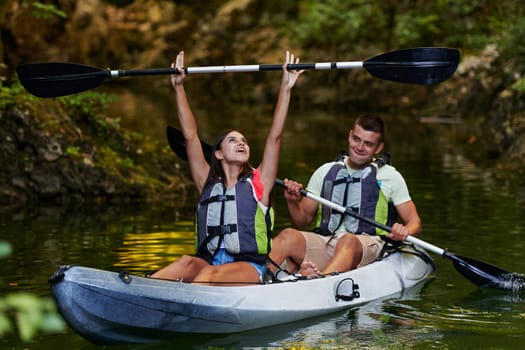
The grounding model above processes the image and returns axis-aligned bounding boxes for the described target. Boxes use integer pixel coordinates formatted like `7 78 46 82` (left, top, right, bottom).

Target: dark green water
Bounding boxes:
2 104 525 349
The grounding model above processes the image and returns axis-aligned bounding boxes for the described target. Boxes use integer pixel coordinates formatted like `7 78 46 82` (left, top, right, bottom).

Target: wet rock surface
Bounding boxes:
0 106 188 208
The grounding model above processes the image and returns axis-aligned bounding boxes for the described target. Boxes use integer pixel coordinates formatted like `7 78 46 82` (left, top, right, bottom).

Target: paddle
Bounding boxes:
17 47 460 98
271 180 515 289
166 125 520 290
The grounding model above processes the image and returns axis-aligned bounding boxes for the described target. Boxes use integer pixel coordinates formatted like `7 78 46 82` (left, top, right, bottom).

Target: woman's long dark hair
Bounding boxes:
204 129 253 187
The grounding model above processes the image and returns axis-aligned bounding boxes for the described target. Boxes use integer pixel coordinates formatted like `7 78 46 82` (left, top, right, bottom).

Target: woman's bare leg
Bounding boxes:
150 255 209 281
193 261 261 286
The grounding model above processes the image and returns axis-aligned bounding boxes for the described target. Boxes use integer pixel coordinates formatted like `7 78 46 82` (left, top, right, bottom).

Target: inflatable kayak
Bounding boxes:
49 244 434 345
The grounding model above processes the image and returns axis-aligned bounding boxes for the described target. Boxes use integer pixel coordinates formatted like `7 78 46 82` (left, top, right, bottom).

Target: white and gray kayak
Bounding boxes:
49 244 434 345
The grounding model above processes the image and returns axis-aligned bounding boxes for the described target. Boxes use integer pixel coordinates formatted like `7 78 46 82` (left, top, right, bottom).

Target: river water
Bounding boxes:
2 87 525 349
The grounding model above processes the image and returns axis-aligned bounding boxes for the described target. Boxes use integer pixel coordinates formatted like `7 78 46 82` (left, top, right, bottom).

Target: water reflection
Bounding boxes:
114 225 195 272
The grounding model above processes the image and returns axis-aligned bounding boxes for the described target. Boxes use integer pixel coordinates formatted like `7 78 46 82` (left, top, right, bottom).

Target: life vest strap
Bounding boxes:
207 223 238 235
332 176 360 186
200 194 235 206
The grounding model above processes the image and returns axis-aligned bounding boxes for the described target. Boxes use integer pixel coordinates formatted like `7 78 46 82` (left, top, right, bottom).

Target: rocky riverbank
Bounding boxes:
444 45 525 186
0 90 190 208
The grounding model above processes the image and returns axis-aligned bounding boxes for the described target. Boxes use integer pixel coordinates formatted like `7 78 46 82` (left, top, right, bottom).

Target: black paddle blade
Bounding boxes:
446 252 511 289
17 62 109 98
364 47 460 85
166 125 212 164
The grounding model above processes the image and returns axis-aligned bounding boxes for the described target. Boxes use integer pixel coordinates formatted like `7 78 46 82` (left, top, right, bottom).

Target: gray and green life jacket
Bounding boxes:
195 174 273 265
316 155 397 236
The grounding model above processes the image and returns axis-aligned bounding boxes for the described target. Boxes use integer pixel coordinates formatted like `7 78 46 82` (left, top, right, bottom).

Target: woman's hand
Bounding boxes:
171 51 186 88
281 50 304 90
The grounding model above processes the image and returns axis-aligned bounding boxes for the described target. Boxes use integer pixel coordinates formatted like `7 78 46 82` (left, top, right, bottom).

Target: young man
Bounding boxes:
270 114 421 276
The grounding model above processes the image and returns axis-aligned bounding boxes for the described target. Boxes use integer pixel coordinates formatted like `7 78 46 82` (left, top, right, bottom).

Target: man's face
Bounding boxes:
347 125 384 169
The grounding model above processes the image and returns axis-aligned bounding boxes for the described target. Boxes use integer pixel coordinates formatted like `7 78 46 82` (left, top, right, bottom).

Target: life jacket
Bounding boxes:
316 155 397 236
195 174 273 265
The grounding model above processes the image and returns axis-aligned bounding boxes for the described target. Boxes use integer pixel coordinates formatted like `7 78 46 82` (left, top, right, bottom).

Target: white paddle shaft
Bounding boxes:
298 184 446 256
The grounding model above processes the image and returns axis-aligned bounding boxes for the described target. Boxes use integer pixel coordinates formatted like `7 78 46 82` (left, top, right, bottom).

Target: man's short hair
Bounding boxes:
354 114 385 142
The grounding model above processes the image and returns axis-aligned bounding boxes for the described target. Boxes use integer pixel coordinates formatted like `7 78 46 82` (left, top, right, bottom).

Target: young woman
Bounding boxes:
151 51 304 285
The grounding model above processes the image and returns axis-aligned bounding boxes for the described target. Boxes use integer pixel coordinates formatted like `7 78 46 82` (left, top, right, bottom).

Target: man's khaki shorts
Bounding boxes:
301 231 385 270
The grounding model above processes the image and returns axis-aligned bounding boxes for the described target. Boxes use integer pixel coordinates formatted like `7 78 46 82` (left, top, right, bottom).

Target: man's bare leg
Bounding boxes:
321 234 363 274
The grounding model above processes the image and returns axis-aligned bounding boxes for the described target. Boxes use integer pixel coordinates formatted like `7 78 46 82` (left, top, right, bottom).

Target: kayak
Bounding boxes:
49 244 434 345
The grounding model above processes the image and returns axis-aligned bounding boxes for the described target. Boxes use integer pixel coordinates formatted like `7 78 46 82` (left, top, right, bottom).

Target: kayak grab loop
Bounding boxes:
119 271 132 284
335 278 360 301
49 265 72 284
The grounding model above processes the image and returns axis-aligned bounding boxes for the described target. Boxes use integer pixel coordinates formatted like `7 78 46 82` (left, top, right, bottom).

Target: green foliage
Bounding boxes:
497 16 525 73
58 91 117 117
0 241 12 260
30 1 67 19
0 294 65 342
0 241 66 342
0 80 37 110
511 78 525 95
117 156 134 168
291 0 525 55
293 0 388 53
58 91 122 141
97 145 134 176
394 13 441 46
292 0 480 52
65 146 81 158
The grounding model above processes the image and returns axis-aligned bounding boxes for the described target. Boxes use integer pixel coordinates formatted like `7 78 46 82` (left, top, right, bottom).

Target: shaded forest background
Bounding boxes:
1 0 525 205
